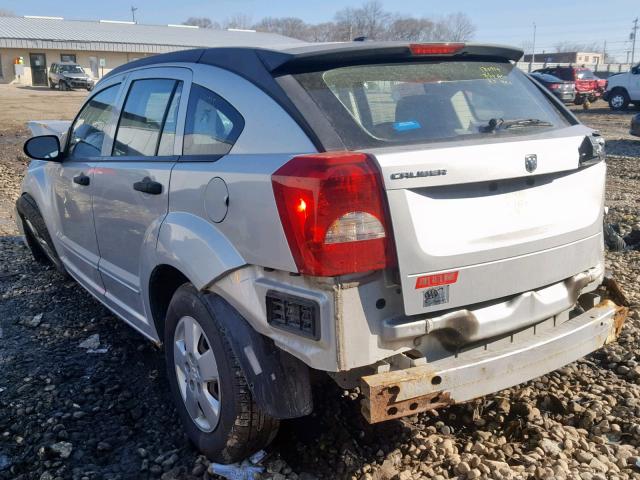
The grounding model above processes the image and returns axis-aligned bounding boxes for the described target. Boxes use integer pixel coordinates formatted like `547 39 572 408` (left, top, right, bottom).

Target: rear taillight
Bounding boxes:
409 43 464 55
549 83 560 90
272 152 395 276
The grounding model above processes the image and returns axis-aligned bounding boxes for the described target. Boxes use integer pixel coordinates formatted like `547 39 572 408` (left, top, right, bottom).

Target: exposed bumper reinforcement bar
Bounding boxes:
361 293 628 423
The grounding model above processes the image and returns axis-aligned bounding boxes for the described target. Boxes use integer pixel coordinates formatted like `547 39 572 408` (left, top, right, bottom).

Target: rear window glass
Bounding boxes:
576 69 595 80
549 69 573 81
294 61 570 148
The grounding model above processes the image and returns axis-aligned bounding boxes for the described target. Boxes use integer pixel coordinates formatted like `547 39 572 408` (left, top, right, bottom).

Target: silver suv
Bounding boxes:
48 62 94 91
17 42 628 463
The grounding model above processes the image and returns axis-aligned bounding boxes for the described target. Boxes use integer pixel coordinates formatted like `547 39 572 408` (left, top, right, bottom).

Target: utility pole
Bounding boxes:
631 17 638 64
603 40 607 63
131 5 138 23
529 22 536 72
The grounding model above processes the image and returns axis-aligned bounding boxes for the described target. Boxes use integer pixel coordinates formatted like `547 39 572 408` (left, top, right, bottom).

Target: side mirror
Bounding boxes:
23 135 62 161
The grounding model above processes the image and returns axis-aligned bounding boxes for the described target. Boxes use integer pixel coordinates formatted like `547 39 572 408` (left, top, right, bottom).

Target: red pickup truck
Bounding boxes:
534 66 605 104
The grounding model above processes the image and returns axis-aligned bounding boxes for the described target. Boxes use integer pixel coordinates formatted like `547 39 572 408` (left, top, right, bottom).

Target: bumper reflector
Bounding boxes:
266 291 320 340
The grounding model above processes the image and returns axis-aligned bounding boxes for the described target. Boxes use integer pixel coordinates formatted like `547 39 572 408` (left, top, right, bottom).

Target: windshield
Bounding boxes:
293 60 570 148
59 64 84 74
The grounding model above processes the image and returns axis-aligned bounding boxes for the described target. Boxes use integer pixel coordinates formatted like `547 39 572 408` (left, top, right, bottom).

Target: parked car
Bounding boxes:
17 42 628 462
534 66 601 104
604 64 640 110
48 62 94 91
631 113 640 137
530 72 576 103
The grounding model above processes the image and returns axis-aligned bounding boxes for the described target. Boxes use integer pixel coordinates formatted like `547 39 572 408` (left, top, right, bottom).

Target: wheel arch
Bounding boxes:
144 212 247 340
147 264 190 341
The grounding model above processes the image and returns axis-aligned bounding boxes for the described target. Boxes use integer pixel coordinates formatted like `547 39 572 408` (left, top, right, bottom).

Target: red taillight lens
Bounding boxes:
409 43 464 55
272 152 395 276
549 83 560 90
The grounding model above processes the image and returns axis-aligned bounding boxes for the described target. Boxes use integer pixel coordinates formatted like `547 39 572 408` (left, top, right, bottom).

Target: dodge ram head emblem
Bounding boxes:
525 154 537 173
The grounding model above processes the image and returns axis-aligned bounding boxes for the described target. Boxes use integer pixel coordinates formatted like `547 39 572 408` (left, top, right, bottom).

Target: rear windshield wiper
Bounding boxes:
480 118 554 133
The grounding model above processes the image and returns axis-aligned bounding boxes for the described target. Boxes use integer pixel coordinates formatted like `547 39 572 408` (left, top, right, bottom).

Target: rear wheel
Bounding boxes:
48 80 55 89
16 195 66 274
608 89 629 111
164 284 279 463
58 81 67 91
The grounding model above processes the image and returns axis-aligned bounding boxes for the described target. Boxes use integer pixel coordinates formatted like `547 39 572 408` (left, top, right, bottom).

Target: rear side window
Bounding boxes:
113 79 182 157
183 84 244 157
68 84 120 158
293 61 571 149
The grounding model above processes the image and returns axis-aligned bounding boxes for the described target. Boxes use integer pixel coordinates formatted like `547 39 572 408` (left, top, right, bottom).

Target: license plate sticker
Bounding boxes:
423 285 449 307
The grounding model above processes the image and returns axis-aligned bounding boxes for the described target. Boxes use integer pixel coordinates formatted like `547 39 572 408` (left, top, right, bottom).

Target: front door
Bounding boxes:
53 82 123 294
91 67 190 330
29 53 47 86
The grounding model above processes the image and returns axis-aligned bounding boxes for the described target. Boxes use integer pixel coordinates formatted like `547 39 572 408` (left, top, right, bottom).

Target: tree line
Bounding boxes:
183 1 476 42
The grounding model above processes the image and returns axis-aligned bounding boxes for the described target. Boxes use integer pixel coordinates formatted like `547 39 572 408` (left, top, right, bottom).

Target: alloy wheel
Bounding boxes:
173 315 221 432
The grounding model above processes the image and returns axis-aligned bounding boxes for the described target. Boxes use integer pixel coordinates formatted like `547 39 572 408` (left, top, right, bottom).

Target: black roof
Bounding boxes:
104 42 523 79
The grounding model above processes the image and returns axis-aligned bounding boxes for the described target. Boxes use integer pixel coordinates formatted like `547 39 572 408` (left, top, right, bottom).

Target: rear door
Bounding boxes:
91 67 190 329
291 58 604 316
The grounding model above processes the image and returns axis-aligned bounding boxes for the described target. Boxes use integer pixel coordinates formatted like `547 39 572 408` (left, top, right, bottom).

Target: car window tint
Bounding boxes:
554 70 573 81
68 84 120 158
183 84 244 157
157 82 183 156
113 79 177 157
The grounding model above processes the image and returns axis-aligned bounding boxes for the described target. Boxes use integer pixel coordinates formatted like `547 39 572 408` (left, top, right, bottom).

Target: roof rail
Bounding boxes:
227 28 256 33
168 24 198 28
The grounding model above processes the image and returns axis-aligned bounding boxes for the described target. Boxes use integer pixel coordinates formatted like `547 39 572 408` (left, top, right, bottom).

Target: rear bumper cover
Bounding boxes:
361 283 628 423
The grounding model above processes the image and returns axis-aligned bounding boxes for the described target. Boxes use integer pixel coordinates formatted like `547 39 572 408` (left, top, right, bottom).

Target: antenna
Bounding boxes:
131 5 138 23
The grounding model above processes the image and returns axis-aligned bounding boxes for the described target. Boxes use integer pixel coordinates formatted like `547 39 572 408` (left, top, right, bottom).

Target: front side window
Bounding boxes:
183 84 244 157
293 61 571 149
113 79 181 157
67 84 120 158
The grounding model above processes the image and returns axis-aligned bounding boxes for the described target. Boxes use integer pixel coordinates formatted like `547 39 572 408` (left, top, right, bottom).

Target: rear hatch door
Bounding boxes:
286 49 604 316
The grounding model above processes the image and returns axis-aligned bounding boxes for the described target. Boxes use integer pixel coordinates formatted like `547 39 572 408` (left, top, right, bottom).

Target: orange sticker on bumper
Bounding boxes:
415 271 459 289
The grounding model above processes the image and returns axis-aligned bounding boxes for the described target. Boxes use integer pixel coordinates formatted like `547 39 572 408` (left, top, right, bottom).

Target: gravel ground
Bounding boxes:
1 93 640 480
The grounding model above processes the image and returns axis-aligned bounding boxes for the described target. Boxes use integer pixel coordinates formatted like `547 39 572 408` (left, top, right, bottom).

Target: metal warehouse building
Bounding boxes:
0 16 300 86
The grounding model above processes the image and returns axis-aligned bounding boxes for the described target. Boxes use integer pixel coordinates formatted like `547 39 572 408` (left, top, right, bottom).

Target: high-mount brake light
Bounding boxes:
409 43 465 56
272 152 395 277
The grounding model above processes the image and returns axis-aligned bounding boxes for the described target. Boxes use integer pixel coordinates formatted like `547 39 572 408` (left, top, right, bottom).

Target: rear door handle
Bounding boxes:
73 173 90 186
133 177 163 195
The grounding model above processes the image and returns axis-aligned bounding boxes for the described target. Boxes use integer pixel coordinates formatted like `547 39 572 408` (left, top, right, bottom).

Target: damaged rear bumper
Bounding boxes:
360 282 628 423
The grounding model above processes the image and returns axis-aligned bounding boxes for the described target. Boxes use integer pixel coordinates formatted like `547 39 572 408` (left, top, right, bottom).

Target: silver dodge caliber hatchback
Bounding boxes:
17 42 629 462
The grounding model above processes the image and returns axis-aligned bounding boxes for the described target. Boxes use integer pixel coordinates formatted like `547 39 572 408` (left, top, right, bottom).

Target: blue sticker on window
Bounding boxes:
393 120 421 132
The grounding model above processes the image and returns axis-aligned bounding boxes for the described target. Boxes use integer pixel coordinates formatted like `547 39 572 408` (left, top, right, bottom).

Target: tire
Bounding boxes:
164 284 279 463
59 81 67 91
48 80 55 89
608 89 629 111
16 195 66 274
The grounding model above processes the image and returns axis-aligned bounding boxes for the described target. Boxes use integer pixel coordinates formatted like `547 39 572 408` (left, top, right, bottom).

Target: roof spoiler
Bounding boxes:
259 42 524 74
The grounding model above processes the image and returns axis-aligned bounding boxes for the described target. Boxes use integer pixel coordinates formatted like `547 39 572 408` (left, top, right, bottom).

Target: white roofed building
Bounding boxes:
0 16 301 85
